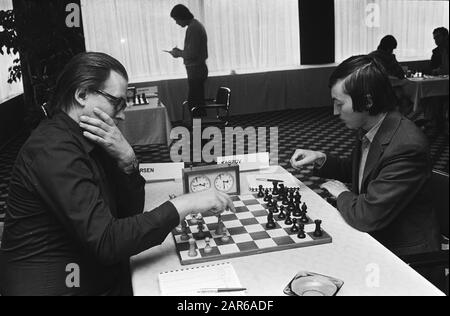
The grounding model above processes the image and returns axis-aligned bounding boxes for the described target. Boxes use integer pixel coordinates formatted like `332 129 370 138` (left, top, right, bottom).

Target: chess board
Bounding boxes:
172 193 332 265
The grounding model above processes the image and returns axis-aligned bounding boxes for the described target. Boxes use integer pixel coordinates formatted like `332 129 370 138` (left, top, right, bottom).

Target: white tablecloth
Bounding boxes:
118 99 172 146
392 76 449 112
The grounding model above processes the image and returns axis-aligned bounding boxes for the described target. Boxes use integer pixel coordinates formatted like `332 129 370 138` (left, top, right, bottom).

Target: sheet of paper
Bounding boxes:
158 262 245 296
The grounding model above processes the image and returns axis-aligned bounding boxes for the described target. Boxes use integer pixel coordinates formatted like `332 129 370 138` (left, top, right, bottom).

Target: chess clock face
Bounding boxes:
183 164 240 195
214 173 234 192
190 176 211 193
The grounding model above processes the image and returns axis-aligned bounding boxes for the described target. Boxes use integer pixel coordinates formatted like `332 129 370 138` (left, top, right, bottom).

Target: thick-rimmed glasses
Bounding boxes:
94 89 127 114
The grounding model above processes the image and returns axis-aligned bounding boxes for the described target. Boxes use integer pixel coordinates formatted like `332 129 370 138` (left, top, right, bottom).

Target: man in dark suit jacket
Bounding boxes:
290 55 440 257
431 27 449 75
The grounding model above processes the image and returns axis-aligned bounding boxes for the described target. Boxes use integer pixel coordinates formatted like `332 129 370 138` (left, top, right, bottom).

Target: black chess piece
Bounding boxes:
282 192 289 205
272 200 279 214
266 211 276 229
285 213 293 226
293 202 302 217
278 206 286 220
257 185 264 198
196 221 206 239
313 220 323 237
301 202 308 213
272 181 279 196
278 184 285 201
267 196 274 207
290 218 299 233
263 189 270 202
300 213 309 224
297 224 306 239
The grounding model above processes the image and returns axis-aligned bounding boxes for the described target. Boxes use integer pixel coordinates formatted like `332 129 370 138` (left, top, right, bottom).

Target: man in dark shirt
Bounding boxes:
290 55 440 257
168 4 208 117
0 52 234 296
369 35 405 79
431 27 449 75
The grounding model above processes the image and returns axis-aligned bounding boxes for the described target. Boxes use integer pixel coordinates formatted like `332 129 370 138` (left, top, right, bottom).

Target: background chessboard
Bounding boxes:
172 193 332 265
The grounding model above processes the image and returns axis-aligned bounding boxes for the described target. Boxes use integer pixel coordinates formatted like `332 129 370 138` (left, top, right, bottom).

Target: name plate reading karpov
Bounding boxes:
217 152 270 171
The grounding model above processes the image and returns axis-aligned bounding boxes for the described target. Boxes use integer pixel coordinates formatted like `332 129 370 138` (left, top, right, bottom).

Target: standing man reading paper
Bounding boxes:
169 4 208 117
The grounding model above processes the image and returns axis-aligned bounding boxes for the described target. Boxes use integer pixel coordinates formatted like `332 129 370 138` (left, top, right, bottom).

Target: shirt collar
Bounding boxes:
54 111 96 153
362 113 388 144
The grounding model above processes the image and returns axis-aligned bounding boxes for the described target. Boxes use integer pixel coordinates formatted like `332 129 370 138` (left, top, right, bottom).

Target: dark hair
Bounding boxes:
329 55 397 115
170 4 194 20
433 27 449 37
50 52 128 115
378 35 397 52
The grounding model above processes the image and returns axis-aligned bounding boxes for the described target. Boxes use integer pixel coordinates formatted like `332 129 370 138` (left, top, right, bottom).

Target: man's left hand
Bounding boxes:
80 108 136 171
320 180 350 198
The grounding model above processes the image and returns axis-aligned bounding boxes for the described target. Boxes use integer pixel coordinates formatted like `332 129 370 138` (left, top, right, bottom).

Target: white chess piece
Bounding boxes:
188 238 198 257
204 237 212 254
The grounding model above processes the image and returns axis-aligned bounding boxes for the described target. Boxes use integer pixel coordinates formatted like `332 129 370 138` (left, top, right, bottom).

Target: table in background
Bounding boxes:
392 76 449 112
118 98 172 146
130 166 444 296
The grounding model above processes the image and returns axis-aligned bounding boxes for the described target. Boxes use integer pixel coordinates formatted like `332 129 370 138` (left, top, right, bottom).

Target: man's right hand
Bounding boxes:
290 149 326 170
170 190 235 220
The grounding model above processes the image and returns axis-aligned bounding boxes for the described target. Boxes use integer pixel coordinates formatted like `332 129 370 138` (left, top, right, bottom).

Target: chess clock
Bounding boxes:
182 164 240 195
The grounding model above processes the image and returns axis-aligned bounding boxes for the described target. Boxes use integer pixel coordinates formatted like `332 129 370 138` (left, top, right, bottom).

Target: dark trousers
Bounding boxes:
186 64 208 117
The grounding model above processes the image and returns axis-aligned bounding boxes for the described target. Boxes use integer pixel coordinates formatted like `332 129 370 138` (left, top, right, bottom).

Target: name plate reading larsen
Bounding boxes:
139 163 184 182
217 152 270 171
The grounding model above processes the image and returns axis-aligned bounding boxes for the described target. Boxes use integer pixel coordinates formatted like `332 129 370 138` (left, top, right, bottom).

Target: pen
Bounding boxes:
256 178 284 183
197 288 247 293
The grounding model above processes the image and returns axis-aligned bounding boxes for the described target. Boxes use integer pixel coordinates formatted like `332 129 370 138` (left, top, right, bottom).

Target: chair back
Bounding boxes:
216 87 231 109
431 170 449 238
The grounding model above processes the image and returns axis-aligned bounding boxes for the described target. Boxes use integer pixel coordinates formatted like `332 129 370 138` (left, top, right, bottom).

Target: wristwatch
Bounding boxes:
123 156 139 174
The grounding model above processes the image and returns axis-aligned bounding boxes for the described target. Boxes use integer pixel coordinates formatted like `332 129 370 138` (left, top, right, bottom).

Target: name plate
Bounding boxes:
217 152 270 171
139 163 184 182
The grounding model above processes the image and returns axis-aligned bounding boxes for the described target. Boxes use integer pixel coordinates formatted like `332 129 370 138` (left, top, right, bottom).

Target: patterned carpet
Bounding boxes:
0 107 448 225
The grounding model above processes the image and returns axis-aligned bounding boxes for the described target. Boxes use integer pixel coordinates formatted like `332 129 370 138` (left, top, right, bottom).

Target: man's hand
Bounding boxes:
290 149 326 170
79 108 135 171
170 190 236 220
320 180 350 198
171 47 183 58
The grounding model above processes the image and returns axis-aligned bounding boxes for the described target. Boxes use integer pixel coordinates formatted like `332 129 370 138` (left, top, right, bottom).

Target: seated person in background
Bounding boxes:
431 27 449 75
369 35 405 79
290 55 440 258
0 52 234 296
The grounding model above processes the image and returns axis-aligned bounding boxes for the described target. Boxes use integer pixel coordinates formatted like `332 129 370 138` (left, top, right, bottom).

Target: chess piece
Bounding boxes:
285 213 293 226
278 206 286 220
272 181 279 196
180 220 190 241
190 212 198 225
142 93 148 104
197 219 206 239
267 196 274 207
188 238 198 257
301 202 308 213
293 202 302 217
313 220 323 237
215 215 225 235
263 189 270 202
266 211 276 229
278 184 285 201
290 218 299 233
221 230 230 243
297 224 306 239
300 213 309 224
204 237 212 254
272 200 279 214
257 185 264 198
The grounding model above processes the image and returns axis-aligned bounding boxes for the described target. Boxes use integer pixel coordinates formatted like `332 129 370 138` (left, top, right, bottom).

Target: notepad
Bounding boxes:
158 262 245 296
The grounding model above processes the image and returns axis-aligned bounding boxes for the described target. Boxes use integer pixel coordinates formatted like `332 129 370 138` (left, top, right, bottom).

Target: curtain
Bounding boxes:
335 0 450 62
0 0 23 103
81 0 300 83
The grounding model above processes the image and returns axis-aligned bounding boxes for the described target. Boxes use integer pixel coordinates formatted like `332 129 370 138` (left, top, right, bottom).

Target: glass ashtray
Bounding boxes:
284 271 344 296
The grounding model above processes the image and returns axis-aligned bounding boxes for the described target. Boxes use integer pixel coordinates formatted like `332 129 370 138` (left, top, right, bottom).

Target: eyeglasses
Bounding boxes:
94 89 127 114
